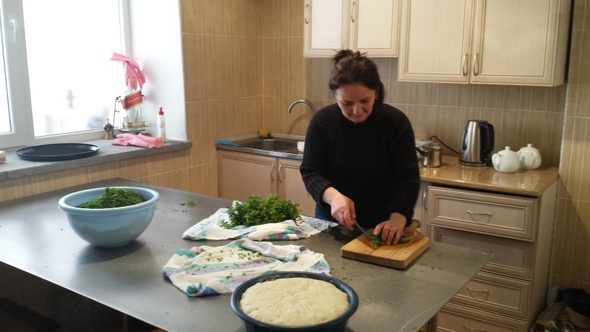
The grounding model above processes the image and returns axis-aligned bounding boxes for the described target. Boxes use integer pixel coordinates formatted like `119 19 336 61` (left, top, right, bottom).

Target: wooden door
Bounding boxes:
304 0 349 57
217 151 276 202
350 0 400 57
277 158 316 217
470 0 566 86
398 0 475 83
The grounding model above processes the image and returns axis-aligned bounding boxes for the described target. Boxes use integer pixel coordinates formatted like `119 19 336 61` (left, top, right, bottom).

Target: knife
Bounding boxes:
352 220 380 249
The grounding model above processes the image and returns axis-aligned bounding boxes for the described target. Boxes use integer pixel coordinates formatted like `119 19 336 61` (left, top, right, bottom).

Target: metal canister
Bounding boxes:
422 144 441 168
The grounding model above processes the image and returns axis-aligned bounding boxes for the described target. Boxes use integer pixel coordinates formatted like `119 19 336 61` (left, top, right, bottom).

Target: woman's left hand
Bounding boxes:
373 212 407 245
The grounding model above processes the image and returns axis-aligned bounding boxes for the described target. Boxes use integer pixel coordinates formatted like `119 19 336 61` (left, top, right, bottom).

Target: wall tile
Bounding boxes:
182 34 213 103
262 38 290 97
560 118 590 201
551 198 590 288
180 0 214 35
256 0 290 37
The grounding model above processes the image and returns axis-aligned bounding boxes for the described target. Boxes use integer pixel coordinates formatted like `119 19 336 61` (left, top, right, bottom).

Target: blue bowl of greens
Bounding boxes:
58 186 159 247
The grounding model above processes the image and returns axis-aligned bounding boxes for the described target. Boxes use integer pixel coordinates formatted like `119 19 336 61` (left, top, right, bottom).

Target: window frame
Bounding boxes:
0 0 131 150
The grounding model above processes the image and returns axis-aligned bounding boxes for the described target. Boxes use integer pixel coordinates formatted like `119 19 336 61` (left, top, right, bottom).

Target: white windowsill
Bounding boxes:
0 139 192 182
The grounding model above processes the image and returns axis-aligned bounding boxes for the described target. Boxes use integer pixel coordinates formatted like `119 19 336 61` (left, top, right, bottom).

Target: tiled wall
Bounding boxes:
551 0 590 291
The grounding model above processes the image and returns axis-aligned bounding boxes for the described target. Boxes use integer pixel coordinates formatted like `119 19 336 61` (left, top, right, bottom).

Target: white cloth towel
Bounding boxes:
182 207 336 241
162 238 331 297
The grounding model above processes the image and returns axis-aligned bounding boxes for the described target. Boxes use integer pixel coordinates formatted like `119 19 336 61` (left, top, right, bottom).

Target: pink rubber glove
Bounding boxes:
113 133 162 148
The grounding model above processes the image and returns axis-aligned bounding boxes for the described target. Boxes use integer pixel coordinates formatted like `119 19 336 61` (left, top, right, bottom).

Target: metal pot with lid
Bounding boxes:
418 143 441 168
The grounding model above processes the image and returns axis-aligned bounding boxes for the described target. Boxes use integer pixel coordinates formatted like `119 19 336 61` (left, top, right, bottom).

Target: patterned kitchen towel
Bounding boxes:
182 206 337 241
162 238 331 297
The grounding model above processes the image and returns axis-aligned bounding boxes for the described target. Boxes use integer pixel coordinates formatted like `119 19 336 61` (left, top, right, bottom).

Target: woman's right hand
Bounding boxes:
323 187 356 229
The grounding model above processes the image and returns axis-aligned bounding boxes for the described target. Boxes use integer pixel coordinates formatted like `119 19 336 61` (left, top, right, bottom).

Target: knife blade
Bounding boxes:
352 219 367 235
352 220 380 249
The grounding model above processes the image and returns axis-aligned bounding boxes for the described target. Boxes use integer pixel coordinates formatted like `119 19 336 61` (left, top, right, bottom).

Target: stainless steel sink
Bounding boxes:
239 139 297 151
216 135 304 160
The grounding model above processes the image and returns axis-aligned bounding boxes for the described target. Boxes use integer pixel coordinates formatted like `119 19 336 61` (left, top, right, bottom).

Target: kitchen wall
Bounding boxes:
551 0 590 291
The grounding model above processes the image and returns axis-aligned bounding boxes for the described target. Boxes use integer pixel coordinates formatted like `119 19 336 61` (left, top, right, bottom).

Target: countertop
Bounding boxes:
216 134 558 198
0 139 192 181
420 155 559 197
0 179 491 332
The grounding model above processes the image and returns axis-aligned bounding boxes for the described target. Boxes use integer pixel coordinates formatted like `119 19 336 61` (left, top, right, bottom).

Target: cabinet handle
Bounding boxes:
466 210 492 217
473 53 480 76
277 164 283 183
465 286 490 300
271 164 277 182
462 53 469 76
462 324 486 332
466 210 492 223
422 187 428 211
304 2 310 25
350 1 356 23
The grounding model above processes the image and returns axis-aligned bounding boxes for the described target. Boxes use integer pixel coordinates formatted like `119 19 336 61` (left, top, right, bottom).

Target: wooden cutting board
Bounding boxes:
340 229 430 269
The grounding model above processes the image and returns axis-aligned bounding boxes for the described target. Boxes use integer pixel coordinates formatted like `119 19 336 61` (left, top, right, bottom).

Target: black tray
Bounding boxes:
16 143 100 161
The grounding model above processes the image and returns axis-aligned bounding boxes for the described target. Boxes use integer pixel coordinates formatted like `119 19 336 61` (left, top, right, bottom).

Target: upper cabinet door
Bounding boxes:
350 0 401 56
398 0 571 86
470 0 569 86
398 0 475 83
304 0 349 57
304 0 400 58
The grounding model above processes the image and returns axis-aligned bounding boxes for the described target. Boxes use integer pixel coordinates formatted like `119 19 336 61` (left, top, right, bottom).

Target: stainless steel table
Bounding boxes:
0 179 491 332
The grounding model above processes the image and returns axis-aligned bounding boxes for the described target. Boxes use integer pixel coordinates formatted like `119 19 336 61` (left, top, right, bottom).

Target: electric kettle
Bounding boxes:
459 120 495 166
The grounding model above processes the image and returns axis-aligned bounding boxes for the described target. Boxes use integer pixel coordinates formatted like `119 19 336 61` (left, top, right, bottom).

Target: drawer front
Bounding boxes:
437 303 528 332
452 272 531 319
428 186 536 240
432 226 533 279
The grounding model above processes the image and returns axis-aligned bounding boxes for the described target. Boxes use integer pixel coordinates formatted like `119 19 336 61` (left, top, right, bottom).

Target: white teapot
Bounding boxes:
517 143 542 170
492 146 520 173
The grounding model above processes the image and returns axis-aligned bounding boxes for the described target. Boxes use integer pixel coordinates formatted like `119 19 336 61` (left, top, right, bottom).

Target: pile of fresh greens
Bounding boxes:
77 187 145 209
220 194 300 228
369 233 411 246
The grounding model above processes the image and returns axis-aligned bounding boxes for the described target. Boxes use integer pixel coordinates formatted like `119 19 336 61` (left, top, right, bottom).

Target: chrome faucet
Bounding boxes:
287 99 316 114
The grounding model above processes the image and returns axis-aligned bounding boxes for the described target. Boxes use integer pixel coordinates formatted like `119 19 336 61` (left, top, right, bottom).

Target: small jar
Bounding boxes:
0 150 6 164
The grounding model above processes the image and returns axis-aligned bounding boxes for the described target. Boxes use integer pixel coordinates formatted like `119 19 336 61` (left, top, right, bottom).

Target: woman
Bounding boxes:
300 50 420 245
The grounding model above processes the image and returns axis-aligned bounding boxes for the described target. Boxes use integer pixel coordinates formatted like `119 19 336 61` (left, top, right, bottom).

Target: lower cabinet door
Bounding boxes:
437 303 528 332
278 158 316 217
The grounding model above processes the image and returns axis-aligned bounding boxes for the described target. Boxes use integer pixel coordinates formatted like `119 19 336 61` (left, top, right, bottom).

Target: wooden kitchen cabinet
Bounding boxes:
423 184 557 330
303 0 401 57
398 0 571 86
217 150 315 216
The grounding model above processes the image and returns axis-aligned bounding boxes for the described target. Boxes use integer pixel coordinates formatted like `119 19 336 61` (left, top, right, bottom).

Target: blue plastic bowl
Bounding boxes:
231 271 359 332
58 186 159 247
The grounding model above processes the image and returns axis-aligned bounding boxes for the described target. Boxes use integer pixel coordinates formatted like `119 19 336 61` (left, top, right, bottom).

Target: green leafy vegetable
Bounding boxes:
77 187 145 208
220 194 300 228
368 233 411 247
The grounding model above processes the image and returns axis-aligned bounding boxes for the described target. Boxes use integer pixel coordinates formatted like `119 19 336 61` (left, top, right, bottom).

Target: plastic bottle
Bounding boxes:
156 107 166 142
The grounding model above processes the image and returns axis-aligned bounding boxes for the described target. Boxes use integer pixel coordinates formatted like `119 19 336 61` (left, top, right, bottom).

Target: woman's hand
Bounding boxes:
373 212 407 245
322 187 356 229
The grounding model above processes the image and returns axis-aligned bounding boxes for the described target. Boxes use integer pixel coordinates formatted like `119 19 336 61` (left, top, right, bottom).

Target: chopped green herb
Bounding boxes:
220 194 300 229
181 200 197 207
368 233 411 247
77 188 145 209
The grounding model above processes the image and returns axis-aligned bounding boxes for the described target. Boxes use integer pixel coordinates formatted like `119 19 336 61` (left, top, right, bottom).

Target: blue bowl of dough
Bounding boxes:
58 186 159 247
230 271 359 332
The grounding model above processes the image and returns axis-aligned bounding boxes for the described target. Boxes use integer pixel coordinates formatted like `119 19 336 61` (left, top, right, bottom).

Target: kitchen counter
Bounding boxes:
420 155 559 197
0 179 490 332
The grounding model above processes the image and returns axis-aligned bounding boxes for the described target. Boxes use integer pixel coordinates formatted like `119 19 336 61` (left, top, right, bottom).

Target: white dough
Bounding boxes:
240 277 349 327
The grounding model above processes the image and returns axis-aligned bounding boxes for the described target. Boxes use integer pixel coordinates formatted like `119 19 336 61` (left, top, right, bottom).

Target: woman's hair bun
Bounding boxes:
333 49 356 64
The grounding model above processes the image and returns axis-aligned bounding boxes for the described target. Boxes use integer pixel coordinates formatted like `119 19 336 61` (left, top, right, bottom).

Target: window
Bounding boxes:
0 0 129 149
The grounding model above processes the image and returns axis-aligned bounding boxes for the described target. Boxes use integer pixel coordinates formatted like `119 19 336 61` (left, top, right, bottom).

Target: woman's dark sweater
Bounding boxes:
300 103 420 228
